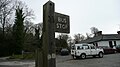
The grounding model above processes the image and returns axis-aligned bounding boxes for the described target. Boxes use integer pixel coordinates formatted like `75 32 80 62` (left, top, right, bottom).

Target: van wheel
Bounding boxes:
98 52 103 58
80 54 86 59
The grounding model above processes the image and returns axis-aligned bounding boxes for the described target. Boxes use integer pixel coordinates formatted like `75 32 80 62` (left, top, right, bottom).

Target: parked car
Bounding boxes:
98 46 116 54
116 45 120 53
60 48 69 55
71 43 104 59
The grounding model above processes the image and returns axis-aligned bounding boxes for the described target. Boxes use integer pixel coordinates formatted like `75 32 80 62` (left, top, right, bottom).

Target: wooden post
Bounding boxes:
42 1 56 67
35 1 70 67
35 48 43 67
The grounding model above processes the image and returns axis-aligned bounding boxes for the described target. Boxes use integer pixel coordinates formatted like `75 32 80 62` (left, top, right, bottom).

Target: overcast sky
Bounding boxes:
20 0 120 36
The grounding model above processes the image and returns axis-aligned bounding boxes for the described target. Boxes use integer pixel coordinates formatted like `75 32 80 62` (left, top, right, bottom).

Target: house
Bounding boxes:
80 31 120 48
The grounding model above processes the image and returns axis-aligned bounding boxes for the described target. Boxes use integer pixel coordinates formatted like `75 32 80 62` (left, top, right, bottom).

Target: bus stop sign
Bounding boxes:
54 12 70 33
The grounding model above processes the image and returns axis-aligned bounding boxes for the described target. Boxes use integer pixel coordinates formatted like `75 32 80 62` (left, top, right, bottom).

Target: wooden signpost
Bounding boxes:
36 1 70 67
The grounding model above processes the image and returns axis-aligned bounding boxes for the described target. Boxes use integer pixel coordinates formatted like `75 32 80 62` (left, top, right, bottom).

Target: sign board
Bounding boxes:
54 12 70 33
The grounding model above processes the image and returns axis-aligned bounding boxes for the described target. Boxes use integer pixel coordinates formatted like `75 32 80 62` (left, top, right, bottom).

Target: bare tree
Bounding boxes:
24 21 34 34
90 27 99 34
57 33 69 42
0 0 35 35
14 0 35 22
34 23 43 37
0 0 12 9
74 33 86 44
0 0 14 37
67 36 73 47
86 33 93 39
74 33 80 43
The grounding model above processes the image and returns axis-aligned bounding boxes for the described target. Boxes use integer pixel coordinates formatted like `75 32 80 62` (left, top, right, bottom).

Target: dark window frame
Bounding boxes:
109 41 113 48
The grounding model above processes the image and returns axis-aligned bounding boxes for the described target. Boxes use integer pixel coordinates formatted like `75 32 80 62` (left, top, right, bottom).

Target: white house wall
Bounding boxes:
97 41 109 47
116 40 120 45
97 40 120 47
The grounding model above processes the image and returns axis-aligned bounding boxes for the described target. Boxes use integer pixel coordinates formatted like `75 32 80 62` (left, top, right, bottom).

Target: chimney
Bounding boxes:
117 31 120 34
95 31 102 36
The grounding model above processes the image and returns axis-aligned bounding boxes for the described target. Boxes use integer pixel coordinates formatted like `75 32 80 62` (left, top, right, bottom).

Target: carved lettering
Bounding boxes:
56 23 68 29
57 17 67 23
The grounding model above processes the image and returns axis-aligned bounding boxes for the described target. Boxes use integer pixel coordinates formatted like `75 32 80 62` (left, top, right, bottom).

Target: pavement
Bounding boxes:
0 57 35 67
0 60 35 67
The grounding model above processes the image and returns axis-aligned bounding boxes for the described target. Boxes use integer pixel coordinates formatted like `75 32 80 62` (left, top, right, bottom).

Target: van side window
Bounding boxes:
91 46 95 49
77 46 83 50
83 46 89 49
77 46 80 50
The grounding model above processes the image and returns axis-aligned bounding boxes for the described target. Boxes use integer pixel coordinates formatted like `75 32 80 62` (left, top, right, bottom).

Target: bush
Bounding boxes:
9 52 35 60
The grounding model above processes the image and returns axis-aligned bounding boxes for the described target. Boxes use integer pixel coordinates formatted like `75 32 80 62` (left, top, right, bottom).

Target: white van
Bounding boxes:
71 43 104 59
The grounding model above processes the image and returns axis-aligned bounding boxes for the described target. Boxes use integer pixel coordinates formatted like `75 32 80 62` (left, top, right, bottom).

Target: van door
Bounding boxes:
90 45 97 55
83 45 91 55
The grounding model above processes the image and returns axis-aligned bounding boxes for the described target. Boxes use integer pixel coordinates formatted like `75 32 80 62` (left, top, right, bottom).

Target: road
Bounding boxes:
0 53 120 67
56 53 120 67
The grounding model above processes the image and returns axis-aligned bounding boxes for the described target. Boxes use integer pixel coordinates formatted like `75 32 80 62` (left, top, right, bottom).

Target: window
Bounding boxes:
77 46 83 50
114 41 116 46
83 45 89 49
109 41 113 48
77 46 80 50
90 46 95 49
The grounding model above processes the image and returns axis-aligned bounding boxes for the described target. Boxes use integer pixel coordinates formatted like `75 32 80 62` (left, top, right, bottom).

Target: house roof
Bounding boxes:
80 34 120 43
